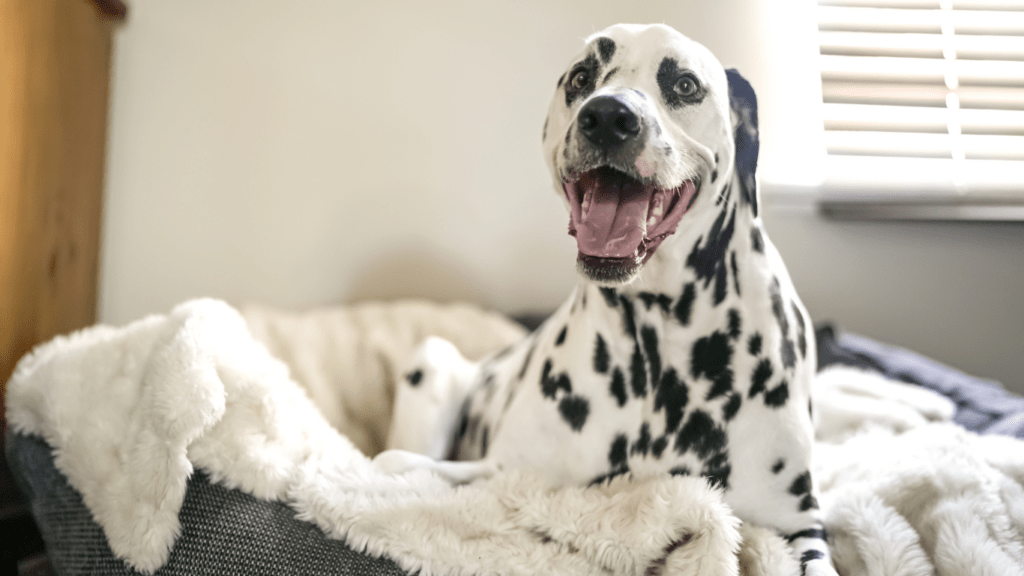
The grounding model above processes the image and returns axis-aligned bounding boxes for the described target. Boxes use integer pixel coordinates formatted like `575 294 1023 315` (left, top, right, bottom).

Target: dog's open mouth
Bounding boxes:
564 167 698 282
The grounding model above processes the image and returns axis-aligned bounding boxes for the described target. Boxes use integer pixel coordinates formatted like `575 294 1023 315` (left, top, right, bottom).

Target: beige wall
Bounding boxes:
764 195 1024 394
99 1 1022 392
99 0 820 320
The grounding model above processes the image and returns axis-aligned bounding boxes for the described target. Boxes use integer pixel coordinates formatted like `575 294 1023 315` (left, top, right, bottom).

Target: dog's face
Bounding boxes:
543 24 734 285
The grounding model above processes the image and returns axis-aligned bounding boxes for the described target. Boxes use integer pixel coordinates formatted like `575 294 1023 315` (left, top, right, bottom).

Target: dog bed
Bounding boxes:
6 299 1024 575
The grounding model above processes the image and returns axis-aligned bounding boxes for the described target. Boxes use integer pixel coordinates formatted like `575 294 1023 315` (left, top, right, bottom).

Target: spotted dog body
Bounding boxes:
382 24 834 576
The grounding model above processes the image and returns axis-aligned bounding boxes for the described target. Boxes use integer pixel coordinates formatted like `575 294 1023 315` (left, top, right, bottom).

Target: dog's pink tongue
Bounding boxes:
575 174 652 259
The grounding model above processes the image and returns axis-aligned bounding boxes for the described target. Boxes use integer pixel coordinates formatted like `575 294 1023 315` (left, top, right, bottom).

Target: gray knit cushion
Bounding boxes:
5 432 409 575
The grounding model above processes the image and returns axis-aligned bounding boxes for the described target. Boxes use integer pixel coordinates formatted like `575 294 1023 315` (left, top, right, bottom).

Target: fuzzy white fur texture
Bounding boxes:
7 300 1024 575
6 299 747 576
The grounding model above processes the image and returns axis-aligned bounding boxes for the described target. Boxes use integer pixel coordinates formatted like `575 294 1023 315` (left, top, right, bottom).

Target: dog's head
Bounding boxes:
543 24 758 285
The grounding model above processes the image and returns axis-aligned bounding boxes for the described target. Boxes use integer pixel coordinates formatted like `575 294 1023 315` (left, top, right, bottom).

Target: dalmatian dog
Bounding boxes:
377 24 835 576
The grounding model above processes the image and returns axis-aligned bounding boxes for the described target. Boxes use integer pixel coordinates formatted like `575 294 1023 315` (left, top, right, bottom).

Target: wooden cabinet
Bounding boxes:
1 0 124 400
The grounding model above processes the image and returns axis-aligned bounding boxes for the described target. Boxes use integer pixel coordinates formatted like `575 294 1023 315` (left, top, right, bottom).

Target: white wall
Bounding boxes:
100 1 1022 392
99 0 820 320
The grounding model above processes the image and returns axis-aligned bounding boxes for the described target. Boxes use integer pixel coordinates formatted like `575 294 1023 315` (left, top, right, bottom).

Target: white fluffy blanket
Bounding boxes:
6 299 1024 576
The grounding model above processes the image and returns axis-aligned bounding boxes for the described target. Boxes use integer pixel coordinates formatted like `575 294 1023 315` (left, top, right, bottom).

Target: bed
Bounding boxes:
5 299 1024 575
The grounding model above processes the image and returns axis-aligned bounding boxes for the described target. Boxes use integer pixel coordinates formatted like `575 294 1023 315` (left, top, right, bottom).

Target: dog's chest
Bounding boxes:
452 229 812 489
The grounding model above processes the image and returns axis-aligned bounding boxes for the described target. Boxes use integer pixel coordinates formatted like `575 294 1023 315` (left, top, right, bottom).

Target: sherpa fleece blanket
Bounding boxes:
7 299 1024 576
6 299 756 576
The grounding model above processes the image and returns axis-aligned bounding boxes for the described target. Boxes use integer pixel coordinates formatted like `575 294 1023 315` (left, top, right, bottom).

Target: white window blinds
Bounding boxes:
817 0 1024 198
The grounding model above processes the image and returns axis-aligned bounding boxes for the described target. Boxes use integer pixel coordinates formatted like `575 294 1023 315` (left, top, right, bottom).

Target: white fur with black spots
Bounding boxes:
378 24 835 576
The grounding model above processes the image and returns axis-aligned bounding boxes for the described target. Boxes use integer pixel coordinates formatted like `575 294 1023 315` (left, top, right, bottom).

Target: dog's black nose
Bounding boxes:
577 95 641 149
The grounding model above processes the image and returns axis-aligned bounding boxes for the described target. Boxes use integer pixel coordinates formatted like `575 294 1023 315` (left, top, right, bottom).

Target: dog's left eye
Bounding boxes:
674 74 700 98
570 69 591 90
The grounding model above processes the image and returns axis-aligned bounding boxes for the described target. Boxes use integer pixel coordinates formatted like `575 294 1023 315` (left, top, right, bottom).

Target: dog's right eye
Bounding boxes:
570 69 591 91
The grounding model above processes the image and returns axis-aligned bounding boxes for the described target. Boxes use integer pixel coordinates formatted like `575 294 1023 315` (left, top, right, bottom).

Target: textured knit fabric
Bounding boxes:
6 433 408 576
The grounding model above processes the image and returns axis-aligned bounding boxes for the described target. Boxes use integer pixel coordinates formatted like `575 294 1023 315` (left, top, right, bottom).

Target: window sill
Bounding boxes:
762 183 1024 223
816 194 1024 222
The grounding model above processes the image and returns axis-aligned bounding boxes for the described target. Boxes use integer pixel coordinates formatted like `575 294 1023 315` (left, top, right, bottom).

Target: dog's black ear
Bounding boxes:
726 69 760 217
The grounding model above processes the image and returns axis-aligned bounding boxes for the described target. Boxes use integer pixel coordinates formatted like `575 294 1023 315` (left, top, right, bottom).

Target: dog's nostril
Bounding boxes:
616 114 640 135
579 112 598 131
577 95 641 149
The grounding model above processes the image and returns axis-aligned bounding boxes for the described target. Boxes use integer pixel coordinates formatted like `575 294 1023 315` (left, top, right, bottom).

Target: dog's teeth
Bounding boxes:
647 216 656 228
651 193 665 217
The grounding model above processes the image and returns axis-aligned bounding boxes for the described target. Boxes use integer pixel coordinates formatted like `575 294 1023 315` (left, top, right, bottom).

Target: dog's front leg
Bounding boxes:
384 336 479 458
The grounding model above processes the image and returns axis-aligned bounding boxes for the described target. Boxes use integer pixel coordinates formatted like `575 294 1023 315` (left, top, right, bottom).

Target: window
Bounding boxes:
816 0 1024 219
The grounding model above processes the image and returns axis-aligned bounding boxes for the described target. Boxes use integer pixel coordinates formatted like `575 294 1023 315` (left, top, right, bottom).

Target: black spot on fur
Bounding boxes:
632 423 652 456
780 338 796 369
589 469 630 487
620 296 638 339
639 292 672 314
786 528 827 543
540 359 572 399
655 368 688 433
801 549 826 575
641 326 661 391
749 359 773 398
480 426 489 456
769 277 790 336
792 302 807 359
687 205 737 306
559 395 590 431
675 410 727 459
727 309 741 340
600 287 618 307
765 380 790 408
596 37 616 63
750 227 764 253
691 332 734 401
800 494 820 511
673 283 696 326
713 260 729 306
730 251 741 297
669 465 691 476
456 409 469 440
557 73 565 88
593 334 609 374
772 459 786 474
706 370 733 402
609 434 629 468
717 183 730 206
701 452 731 490
406 369 423 387
610 367 628 407
630 345 647 398
555 325 567 346
652 436 668 458
657 57 706 108
711 169 718 183
722 392 742 421
747 332 762 356
639 292 657 310
789 471 812 496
